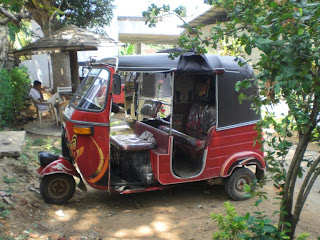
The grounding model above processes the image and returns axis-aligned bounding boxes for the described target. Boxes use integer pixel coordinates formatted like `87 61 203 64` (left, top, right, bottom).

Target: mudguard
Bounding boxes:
37 157 81 178
220 151 265 177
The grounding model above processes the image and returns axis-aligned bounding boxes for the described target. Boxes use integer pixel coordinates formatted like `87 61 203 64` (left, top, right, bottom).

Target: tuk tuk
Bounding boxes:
37 53 265 204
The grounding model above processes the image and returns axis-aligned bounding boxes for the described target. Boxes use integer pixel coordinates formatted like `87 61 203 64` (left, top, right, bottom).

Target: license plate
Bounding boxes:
64 105 74 118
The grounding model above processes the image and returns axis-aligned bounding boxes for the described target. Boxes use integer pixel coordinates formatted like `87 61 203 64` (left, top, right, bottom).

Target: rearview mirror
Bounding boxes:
112 74 121 95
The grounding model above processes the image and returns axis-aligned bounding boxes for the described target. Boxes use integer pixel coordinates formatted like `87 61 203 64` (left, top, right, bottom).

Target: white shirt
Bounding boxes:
29 88 48 110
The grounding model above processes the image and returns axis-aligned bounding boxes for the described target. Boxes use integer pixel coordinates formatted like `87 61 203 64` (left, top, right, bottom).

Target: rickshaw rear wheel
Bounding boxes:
224 167 256 201
112 103 120 113
40 174 76 205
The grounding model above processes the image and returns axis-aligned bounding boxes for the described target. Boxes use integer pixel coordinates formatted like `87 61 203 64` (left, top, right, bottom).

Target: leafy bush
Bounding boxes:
0 201 10 219
0 67 31 128
10 67 31 113
212 200 287 240
0 69 14 127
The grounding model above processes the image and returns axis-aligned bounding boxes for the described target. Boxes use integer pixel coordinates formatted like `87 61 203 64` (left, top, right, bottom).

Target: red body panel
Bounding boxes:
63 67 115 191
155 124 264 185
37 157 80 178
113 84 125 104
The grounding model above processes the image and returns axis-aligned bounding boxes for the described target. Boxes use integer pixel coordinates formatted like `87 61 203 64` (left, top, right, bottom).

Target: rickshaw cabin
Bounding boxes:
97 53 261 179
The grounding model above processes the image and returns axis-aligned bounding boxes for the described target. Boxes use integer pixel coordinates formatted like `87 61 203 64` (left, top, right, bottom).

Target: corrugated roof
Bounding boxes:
187 6 228 27
13 25 123 56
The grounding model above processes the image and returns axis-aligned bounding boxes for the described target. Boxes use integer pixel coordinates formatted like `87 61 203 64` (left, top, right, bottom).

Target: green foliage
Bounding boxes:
0 202 10 219
119 44 136 56
3 175 16 184
143 4 170 28
212 202 247 240
0 69 14 127
0 0 115 41
30 137 61 155
212 184 289 240
174 5 187 17
0 67 31 128
10 67 31 112
296 233 310 240
0 235 14 240
13 21 33 49
60 0 115 35
212 201 286 240
43 137 60 155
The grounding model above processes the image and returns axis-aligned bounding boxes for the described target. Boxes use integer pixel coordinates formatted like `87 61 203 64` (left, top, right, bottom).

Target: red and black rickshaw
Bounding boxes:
37 53 265 204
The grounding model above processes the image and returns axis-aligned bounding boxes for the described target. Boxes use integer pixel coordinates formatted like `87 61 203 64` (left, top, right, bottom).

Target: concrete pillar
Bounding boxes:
135 43 142 54
51 52 71 92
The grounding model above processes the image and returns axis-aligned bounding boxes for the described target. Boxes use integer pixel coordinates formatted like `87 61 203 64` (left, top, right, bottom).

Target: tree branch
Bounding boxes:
293 155 320 221
0 7 31 26
48 0 64 38
283 134 310 210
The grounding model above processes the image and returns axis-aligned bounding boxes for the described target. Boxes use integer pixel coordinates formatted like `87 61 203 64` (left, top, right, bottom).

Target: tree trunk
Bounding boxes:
0 26 9 69
279 133 311 239
24 1 56 36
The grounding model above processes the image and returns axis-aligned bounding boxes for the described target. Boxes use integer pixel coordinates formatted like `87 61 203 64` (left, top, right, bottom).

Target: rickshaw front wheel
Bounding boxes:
224 168 256 201
40 174 76 205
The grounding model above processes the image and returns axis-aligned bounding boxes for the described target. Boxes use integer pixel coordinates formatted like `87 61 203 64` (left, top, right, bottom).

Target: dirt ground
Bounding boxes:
1 119 320 239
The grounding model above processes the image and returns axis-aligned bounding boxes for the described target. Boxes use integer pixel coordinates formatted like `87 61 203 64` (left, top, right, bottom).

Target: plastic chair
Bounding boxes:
30 98 59 128
57 86 72 101
58 100 70 124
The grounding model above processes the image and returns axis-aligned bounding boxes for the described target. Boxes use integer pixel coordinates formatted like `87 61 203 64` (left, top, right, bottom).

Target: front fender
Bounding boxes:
37 157 80 178
220 151 265 178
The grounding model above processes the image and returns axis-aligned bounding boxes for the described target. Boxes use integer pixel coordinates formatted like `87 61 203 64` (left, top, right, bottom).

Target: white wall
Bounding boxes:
21 53 52 87
21 20 120 88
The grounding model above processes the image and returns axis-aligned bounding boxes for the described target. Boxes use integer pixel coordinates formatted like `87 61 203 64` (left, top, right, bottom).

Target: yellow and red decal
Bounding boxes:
69 134 109 184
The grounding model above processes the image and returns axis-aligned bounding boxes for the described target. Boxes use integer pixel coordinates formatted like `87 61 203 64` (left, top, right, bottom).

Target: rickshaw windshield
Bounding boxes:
71 68 110 111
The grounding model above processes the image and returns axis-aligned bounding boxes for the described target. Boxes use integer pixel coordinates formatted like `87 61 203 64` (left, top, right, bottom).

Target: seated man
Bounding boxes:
29 80 62 110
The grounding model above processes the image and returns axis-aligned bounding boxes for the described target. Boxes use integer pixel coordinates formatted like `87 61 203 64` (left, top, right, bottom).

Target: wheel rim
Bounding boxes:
48 178 70 199
235 175 251 195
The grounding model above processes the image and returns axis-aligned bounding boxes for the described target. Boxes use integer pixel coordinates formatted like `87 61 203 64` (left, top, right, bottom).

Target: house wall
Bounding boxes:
21 54 52 87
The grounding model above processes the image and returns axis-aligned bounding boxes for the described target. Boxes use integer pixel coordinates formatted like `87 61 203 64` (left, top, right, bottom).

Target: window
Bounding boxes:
71 68 110 111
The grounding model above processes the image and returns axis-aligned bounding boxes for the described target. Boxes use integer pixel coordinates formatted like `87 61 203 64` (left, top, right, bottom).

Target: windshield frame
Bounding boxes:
70 67 111 112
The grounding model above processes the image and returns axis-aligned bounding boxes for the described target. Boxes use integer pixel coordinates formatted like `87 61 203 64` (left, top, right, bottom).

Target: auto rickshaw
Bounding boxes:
37 53 265 204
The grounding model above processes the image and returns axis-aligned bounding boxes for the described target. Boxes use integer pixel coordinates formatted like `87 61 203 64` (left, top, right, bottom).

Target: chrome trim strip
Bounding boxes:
64 115 110 127
115 57 119 72
118 68 177 72
216 120 260 131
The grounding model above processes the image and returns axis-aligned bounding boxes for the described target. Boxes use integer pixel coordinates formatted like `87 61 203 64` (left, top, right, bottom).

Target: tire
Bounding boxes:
40 174 76 205
224 168 256 201
112 103 120 113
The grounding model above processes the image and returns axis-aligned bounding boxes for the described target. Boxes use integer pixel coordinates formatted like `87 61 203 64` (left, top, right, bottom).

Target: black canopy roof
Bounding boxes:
95 53 253 77
96 53 259 130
